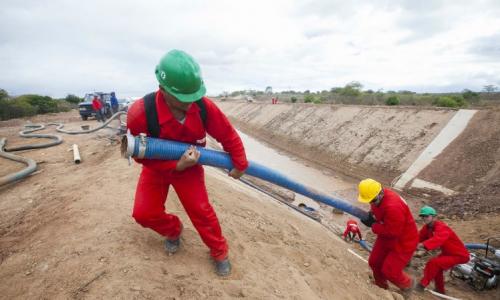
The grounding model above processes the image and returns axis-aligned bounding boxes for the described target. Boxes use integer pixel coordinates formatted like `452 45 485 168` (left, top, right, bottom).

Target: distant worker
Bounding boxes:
358 178 418 292
91 95 103 122
97 95 107 121
416 206 469 294
110 91 119 114
342 219 362 242
127 49 248 277
271 97 276 104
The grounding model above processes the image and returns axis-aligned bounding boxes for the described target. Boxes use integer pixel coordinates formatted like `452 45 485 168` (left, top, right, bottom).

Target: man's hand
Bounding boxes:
175 145 200 171
228 168 245 179
417 243 426 251
361 212 376 228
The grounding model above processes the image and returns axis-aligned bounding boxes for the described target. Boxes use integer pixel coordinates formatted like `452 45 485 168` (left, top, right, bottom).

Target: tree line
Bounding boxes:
0 89 83 121
224 82 499 108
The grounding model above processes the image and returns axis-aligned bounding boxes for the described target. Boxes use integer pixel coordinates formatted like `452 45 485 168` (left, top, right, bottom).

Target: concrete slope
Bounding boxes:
218 101 455 184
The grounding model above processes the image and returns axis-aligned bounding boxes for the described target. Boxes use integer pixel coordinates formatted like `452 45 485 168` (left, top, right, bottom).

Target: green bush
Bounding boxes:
435 96 459 108
0 98 38 120
18 94 59 114
451 95 466 107
56 101 73 112
0 92 75 120
0 88 8 100
65 94 83 104
313 97 322 104
291 96 297 103
462 89 479 102
385 96 400 106
304 94 315 103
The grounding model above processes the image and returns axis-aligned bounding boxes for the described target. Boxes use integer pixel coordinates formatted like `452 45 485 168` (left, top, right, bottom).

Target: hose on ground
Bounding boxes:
122 133 369 220
49 111 126 134
239 176 321 222
0 111 126 186
0 138 37 186
5 124 63 152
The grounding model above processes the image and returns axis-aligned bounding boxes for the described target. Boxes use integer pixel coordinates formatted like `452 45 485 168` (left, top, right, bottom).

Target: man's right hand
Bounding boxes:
175 145 200 171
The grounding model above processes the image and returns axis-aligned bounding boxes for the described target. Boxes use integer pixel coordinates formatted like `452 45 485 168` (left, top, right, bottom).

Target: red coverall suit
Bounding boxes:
127 91 248 261
368 188 418 290
419 220 469 293
92 98 102 111
343 219 362 240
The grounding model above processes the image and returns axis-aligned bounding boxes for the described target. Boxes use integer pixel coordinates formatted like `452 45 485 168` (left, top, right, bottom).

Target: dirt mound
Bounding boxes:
2 110 498 299
0 116 399 299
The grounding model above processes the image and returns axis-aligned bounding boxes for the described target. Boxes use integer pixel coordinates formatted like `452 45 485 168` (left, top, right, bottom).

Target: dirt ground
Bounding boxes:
417 108 500 217
0 110 498 299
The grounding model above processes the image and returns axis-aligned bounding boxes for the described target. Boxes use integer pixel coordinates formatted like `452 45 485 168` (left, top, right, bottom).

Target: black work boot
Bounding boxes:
416 283 426 292
164 238 180 254
164 224 183 254
214 258 232 277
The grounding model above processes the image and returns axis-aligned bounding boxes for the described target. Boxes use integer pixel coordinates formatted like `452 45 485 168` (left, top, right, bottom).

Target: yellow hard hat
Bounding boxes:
358 178 382 203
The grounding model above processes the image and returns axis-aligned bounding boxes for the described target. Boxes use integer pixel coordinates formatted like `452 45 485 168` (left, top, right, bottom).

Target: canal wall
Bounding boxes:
216 101 499 202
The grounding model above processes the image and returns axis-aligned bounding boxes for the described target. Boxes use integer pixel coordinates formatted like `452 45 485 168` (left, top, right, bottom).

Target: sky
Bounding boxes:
1 0 499 98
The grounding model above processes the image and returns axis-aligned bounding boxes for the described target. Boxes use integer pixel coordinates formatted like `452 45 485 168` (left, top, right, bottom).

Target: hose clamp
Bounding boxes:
138 133 147 159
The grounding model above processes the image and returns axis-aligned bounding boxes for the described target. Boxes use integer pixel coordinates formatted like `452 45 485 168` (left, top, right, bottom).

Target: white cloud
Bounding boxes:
0 0 499 98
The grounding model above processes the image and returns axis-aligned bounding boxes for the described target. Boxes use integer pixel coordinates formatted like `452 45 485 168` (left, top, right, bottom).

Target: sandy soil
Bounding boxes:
0 110 497 299
0 112 399 299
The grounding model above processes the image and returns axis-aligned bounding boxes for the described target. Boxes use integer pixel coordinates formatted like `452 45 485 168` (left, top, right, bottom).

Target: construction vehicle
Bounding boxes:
78 92 112 120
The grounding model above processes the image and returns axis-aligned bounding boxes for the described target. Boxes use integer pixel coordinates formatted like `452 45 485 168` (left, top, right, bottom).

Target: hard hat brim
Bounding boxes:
358 194 373 203
161 82 206 103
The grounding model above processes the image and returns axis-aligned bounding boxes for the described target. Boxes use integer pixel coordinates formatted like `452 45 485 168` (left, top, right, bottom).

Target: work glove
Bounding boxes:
361 212 376 227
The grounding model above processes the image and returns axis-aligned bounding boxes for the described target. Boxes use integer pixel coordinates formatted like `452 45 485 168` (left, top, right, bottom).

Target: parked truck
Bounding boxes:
78 92 112 120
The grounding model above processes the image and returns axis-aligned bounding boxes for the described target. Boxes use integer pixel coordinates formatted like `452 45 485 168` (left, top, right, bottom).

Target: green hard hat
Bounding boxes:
155 49 206 103
419 206 437 216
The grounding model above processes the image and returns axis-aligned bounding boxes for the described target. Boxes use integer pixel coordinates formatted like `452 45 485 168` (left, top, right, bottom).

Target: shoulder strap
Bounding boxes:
143 92 160 138
144 93 207 138
195 98 207 126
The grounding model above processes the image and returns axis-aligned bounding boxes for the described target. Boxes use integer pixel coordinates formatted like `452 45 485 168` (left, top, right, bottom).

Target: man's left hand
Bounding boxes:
361 212 376 227
228 168 245 179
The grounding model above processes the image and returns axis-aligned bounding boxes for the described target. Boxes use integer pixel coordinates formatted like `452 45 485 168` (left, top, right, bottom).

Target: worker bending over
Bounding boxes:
358 178 418 291
416 206 469 294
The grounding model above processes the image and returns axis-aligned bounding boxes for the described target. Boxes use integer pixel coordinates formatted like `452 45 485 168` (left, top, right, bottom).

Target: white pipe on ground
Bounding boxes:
73 144 81 164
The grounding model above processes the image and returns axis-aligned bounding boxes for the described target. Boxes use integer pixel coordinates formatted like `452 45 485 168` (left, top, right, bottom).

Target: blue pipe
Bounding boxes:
122 134 369 220
356 241 499 258
465 243 499 257
358 240 372 252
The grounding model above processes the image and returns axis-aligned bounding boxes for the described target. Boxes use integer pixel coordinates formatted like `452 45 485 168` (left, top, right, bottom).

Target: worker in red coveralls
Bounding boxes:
342 219 362 242
91 95 103 122
415 206 469 294
127 49 248 277
358 178 418 292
